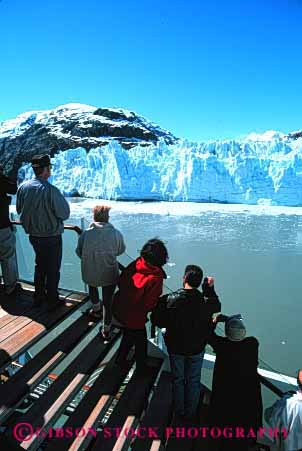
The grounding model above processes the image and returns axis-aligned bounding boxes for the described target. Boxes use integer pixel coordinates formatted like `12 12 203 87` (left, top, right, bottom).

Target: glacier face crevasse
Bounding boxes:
18 137 302 206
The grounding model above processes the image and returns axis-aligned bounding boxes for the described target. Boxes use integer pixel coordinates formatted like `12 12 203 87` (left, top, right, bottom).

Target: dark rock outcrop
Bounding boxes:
287 130 302 140
0 103 178 177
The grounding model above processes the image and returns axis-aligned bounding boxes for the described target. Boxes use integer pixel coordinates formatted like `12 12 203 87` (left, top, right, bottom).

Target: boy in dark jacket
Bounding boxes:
151 265 221 420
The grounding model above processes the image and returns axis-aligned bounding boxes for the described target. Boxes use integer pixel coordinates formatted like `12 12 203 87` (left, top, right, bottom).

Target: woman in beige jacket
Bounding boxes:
76 205 126 337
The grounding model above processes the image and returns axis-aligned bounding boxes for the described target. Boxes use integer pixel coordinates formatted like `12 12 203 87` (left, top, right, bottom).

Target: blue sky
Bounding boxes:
0 0 302 140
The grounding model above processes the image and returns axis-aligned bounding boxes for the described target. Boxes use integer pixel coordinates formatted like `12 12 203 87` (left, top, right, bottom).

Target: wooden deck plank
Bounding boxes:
0 309 8 319
0 287 87 333
0 312 31 330
150 440 162 451
0 316 33 343
0 290 41 330
22 374 85 450
131 371 173 451
0 313 94 424
45 351 134 451
0 293 89 370
90 356 163 451
14 332 121 450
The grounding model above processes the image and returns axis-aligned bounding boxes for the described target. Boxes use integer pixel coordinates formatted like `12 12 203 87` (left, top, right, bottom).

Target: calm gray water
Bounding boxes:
13 199 302 379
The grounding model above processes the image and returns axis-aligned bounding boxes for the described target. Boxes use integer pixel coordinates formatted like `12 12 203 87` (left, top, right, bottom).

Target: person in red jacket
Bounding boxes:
113 238 168 372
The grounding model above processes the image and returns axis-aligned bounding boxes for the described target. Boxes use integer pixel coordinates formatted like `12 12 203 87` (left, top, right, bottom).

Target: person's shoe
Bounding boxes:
183 414 196 425
114 358 128 370
33 298 43 307
46 298 65 310
5 282 22 296
135 361 149 375
32 293 46 307
88 309 102 321
100 324 111 340
0 370 10 383
111 315 124 328
173 413 187 425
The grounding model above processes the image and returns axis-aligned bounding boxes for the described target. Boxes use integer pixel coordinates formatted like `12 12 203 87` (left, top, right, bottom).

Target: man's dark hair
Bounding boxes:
140 238 168 267
184 265 203 288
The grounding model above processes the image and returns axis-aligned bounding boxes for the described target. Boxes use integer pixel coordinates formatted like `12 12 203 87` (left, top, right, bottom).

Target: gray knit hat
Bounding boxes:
225 314 246 341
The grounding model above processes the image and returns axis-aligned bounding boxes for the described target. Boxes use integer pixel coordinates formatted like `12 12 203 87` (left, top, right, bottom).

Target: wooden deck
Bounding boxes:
0 282 89 371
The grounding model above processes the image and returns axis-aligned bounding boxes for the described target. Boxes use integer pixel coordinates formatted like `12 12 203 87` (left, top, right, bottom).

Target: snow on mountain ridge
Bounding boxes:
0 103 297 144
244 130 286 142
0 103 175 141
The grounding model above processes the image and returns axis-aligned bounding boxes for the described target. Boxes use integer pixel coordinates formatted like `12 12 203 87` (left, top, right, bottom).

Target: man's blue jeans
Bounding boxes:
29 235 62 302
169 351 204 418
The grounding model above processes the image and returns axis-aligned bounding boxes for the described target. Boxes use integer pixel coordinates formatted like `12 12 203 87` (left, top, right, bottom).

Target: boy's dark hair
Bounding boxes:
184 265 203 288
140 238 168 267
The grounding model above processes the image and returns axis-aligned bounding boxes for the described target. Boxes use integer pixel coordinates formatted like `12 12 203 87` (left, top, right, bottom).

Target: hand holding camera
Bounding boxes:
214 313 229 323
202 276 215 292
207 276 214 287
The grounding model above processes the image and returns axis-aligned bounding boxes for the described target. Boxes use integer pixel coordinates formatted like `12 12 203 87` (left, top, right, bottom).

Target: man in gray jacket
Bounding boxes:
16 154 70 307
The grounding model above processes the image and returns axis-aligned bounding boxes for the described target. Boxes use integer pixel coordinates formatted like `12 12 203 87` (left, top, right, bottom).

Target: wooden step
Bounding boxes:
0 289 88 371
90 356 163 451
10 331 121 450
131 371 173 451
45 350 134 451
0 313 94 424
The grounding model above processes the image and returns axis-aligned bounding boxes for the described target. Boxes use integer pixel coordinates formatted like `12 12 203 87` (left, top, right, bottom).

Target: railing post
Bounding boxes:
10 212 20 281
80 217 88 293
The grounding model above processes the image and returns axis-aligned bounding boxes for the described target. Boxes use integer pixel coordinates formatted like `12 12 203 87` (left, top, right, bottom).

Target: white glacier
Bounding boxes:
18 135 302 206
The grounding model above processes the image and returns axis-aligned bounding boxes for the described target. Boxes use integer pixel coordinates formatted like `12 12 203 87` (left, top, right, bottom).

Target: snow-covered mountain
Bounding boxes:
1 103 302 206
0 103 177 175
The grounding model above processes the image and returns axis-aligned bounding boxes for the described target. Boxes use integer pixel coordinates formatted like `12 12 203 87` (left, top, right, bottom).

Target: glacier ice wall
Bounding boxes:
18 137 302 206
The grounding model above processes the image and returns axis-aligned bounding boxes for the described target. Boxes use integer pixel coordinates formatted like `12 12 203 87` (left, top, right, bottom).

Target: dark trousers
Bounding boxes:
29 235 62 301
169 351 204 418
89 284 116 326
116 327 147 371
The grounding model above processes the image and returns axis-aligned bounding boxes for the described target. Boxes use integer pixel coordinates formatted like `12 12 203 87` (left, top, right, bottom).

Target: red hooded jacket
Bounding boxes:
112 257 166 329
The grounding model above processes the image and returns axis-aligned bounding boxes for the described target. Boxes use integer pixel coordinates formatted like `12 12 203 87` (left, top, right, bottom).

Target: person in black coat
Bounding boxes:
0 165 18 295
151 264 221 421
208 314 263 451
